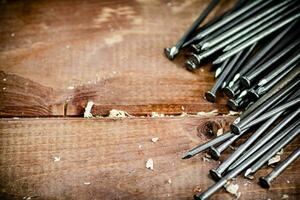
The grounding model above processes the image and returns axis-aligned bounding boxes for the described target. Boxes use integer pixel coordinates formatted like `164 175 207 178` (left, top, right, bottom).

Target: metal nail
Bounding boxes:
240 37 300 88
213 13 300 64
244 122 300 177
241 68 300 119
182 132 234 159
229 116 300 171
201 0 294 50
238 98 300 132
164 0 220 60
259 147 300 188
231 79 300 134
219 112 282 174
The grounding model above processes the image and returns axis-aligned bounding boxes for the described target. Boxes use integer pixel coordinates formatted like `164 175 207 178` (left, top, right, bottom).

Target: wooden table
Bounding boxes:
0 0 299 199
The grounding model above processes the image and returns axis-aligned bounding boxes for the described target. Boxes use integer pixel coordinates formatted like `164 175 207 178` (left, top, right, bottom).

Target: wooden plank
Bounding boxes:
1 117 299 200
0 0 235 117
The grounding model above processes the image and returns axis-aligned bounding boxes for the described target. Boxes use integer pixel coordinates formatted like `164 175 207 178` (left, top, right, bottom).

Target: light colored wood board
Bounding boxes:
1 116 299 200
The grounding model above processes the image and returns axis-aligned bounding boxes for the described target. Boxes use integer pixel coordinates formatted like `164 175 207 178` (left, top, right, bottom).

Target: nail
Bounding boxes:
244 122 300 178
221 112 281 173
201 0 294 50
213 13 300 64
258 53 300 87
209 132 244 161
231 79 300 134
248 66 296 100
238 98 300 132
182 132 234 159
241 68 300 119
240 37 300 88
164 0 220 60
229 115 300 171
208 51 241 101
259 147 300 188
194 122 278 200
210 129 249 180
194 0 270 44
223 43 256 91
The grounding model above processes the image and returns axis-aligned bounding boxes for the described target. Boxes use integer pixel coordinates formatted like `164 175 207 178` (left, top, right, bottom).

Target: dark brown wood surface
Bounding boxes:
1 117 299 200
1 0 300 200
0 0 234 117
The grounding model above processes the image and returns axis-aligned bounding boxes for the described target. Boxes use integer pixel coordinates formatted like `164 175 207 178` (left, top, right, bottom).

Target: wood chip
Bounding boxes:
196 109 218 117
282 194 289 199
268 155 281 166
146 158 154 170
84 101 94 118
224 181 241 199
151 137 159 143
109 109 130 118
54 156 61 162
151 112 165 117
227 111 241 116
216 128 224 136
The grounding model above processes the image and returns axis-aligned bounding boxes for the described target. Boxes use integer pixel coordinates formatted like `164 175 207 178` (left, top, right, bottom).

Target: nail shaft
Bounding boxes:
244 122 300 177
229 114 300 171
213 13 300 64
164 0 220 60
259 147 300 188
182 132 234 159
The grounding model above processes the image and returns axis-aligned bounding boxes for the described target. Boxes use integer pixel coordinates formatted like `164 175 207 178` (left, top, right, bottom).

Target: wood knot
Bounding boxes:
197 121 221 139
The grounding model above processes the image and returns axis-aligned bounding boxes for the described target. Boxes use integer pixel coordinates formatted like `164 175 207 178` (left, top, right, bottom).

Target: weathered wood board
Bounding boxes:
1 117 300 200
0 0 234 117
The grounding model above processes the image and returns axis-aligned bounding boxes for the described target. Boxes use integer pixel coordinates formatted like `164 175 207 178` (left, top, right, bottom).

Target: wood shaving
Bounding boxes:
181 106 185 111
151 137 159 143
3 78 6 81
151 112 165 117
109 109 130 118
193 185 202 193
287 180 290 184
282 194 289 199
227 111 241 116
84 101 94 118
202 156 211 162
180 112 188 117
168 179 172 184
138 144 143 149
224 181 241 199
268 155 281 166
67 86 74 90
146 158 154 170
54 156 61 162
84 182 91 185
277 149 284 155
196 109 218 117
245 174 254 180
216 128 224 136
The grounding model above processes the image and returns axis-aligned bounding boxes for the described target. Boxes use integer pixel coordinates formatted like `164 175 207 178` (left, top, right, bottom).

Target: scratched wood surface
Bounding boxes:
0 0 235 117
1 117 299 200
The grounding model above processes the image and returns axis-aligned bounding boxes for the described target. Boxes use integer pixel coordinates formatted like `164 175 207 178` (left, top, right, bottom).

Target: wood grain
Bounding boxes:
1 117 300 200
0 0 234 117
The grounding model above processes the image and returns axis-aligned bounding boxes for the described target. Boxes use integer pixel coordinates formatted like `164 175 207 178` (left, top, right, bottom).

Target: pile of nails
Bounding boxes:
164 0 300 199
